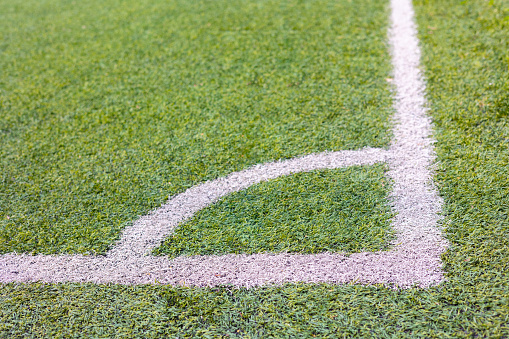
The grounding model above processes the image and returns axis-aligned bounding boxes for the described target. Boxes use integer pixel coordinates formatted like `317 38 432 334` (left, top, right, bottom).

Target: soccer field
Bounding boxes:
1 0 508 337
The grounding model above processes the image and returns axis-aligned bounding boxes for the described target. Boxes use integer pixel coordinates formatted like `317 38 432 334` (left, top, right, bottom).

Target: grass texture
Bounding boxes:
0 0 393 255
1 0 509 338
155 166 394 257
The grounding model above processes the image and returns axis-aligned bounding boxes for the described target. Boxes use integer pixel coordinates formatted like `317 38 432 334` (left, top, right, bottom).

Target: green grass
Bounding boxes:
1 0 509 337
0 0 393 255
155 165 394 257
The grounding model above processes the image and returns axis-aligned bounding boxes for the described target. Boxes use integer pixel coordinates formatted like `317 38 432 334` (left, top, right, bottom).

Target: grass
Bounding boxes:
0 0 393 255
1 0 509 337
155 165 394 257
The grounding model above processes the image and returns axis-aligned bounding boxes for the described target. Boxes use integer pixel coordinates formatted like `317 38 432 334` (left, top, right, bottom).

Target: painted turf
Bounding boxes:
0 0 447 288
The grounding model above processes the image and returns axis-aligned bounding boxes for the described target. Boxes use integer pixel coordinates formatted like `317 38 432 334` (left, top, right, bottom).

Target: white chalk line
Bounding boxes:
0 0 447 288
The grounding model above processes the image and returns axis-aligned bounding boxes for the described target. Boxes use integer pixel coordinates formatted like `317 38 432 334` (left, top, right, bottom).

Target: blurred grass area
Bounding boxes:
0 0 393 254
155 165 394 257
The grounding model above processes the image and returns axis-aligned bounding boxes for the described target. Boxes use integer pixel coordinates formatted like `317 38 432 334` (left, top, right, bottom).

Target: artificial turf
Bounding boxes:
0 0 393 255
155 165 394 257
1 0 509 337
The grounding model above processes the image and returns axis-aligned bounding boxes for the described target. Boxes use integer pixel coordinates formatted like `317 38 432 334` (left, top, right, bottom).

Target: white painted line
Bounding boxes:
0 0 447 288
109 148 388 259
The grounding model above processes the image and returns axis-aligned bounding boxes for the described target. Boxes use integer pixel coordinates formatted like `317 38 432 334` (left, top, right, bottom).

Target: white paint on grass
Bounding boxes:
0 0 447 288
108 148 388 259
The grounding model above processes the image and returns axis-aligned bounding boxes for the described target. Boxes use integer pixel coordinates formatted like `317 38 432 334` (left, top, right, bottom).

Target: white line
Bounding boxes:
0 0 447 288
109 148 388 258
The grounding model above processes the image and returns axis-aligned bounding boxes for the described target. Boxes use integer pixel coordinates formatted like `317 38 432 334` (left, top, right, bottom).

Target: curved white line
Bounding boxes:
109 148 388 258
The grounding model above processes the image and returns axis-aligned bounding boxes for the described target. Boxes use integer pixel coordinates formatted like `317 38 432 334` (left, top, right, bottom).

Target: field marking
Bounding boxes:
0 0 447 288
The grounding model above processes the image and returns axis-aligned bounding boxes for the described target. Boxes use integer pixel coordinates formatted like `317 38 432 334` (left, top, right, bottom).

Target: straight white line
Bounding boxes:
0 0 447 288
